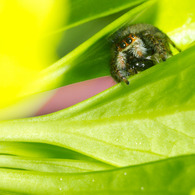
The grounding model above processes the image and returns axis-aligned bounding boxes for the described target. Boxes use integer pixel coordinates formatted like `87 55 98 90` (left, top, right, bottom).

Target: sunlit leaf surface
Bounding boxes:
0 155 194 194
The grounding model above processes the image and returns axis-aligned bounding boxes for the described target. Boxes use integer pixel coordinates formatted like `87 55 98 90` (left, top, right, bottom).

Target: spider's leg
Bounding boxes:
116 69 129 85
166 36 181 52
111 51 129 85
140 31 171 62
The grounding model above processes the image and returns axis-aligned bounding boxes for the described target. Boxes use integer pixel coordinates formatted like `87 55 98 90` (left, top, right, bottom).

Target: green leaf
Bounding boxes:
0 155 194 194
0 142 98 160
52 0 147 32
1 46 194 166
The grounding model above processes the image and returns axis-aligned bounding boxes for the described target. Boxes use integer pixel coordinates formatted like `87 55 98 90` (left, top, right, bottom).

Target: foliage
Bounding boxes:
0 0 194 194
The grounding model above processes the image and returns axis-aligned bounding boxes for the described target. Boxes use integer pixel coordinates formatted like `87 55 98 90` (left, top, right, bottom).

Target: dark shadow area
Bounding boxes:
0 190 29 195
1 141 103 162
56 6 143 58
0 167 27 171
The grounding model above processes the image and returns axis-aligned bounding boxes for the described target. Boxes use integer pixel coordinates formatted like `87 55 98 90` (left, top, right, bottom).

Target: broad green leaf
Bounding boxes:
0 155 194 194
0 46 194 166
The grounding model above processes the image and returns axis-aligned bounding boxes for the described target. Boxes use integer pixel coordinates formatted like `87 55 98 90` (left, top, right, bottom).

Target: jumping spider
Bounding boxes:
110 23 181 85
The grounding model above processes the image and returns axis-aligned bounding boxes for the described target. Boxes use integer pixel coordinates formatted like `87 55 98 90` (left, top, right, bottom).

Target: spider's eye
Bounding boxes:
126 37 132 44
120 42 126 48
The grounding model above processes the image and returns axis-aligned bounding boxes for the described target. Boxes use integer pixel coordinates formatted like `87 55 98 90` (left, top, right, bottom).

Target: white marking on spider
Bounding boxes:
116 51 126 69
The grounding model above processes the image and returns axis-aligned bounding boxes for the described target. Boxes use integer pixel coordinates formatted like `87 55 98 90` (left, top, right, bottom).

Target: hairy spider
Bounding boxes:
110 24 181 85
